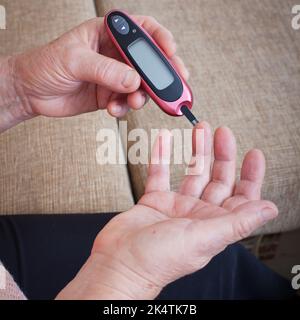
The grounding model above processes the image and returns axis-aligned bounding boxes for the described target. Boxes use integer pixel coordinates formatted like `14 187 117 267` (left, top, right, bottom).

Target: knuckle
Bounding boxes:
97 58 115 83
233 218 253 240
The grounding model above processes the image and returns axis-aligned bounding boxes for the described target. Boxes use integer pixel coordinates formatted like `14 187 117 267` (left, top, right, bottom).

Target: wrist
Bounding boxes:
0 55 34 132
56 252 162 300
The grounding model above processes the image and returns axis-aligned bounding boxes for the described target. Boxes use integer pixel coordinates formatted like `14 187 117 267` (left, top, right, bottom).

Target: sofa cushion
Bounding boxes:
0 0 134 214
95 0 300 234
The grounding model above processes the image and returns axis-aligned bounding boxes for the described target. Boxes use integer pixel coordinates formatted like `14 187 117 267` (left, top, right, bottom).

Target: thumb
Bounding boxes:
188 200 278 256
71 49 141 93
203 200 278 246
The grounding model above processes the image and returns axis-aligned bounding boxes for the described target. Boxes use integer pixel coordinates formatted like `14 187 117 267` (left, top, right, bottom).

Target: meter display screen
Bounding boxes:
128 38 174 90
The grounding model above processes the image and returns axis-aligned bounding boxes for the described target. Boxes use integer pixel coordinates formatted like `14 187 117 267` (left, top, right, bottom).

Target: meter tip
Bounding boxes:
180 105 199 126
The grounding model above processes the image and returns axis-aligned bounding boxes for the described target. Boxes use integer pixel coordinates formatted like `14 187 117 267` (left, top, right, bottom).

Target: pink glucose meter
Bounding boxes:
105 10 198 124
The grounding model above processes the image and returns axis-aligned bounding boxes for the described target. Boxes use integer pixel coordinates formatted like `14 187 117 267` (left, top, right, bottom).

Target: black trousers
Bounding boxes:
0 213 295 300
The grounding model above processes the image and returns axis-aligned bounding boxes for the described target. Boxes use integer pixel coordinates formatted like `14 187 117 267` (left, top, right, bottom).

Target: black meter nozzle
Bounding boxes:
180 105 199 126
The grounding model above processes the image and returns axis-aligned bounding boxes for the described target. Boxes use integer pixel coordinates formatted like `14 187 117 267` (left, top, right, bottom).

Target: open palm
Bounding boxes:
91 122 277 299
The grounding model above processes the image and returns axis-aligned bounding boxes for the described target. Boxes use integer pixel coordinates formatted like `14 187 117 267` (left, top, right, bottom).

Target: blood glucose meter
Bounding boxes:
105 10 198 125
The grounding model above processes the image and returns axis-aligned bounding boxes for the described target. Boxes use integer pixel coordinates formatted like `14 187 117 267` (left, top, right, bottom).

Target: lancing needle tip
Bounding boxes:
180 105 199 126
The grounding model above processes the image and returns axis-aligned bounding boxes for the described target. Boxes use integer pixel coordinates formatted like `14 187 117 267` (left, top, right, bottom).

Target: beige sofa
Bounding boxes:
0 0 299 240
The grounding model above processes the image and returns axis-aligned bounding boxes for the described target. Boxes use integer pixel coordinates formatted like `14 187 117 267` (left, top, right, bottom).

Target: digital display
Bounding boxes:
128 38 174 90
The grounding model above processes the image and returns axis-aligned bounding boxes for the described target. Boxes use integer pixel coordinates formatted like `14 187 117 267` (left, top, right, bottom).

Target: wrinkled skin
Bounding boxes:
58 124 277 300
2 15 277 300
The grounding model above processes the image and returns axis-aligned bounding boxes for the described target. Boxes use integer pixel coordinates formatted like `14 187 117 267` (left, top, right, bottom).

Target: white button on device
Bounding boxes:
111 15 129 35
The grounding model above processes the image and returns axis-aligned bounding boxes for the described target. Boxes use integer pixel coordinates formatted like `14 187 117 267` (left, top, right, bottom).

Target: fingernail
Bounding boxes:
122 70 138 88
261 207 278 221
111 105 123 115
141 92 149 105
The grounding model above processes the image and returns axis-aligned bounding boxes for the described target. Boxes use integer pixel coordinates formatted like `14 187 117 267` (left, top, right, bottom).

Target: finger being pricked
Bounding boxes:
179 121 212 198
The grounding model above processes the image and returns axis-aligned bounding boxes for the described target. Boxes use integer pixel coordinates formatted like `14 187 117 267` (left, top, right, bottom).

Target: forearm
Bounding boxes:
56 253 162 300
0 56 33 133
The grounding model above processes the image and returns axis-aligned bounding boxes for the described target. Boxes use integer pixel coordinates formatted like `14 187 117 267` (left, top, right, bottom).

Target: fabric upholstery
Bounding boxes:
0 0 134 214
95 0 300 234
